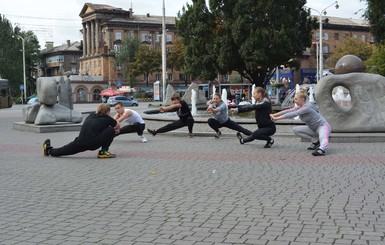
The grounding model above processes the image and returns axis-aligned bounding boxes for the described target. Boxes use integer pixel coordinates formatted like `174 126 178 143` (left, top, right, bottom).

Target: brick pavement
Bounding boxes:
0 104 385 245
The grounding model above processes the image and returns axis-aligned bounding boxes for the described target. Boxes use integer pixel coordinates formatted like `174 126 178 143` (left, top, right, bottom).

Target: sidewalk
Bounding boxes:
1 104 385 245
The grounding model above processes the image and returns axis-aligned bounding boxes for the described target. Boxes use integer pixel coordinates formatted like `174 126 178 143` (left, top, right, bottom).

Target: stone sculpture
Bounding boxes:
315 55 385 132
23 75 82 125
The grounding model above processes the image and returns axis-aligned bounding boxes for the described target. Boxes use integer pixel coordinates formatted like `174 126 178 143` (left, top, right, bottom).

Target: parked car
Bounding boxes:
107 96 139 107
27 97 39 105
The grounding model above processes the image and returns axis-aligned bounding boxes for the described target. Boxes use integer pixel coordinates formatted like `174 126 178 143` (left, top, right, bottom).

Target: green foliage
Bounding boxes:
0 14 40 97
115 37 140 87
167 38 186 76
129 46 162 86
363 0 385 44
327 37 373 67
366 44 385 75
176 0 316 87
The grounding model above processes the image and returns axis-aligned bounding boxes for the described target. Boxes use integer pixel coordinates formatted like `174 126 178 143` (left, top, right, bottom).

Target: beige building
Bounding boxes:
78 3 186 93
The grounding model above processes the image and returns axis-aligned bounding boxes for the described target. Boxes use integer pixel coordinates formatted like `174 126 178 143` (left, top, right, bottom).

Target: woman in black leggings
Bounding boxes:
231 87 276 148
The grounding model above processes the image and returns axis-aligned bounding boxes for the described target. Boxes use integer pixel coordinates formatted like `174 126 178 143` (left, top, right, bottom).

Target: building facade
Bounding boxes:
39 40 82 77
299 16 372 83
78 3 186 94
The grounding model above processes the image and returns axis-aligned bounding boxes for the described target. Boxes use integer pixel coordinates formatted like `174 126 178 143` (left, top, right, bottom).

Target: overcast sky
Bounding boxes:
2 0 367 48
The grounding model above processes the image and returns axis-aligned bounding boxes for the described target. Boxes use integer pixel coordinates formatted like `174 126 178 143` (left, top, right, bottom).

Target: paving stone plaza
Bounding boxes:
0 103 384 245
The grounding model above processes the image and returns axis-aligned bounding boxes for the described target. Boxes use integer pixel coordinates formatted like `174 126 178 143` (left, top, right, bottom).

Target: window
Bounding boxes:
353 34 358 39
322 45 329 54
116 32 122 40
71 55 77 64
141 33 151 43
315 32 320 40
114 44 121 53
156 74 161 81
334 33 339 40
362 35 366 42
167 34 173 44
168 73 173 81
46 55 64 64
324 32 328 40
155 32 160 42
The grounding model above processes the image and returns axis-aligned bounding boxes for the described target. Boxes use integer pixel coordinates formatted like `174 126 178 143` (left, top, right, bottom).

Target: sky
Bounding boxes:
2 0 367 48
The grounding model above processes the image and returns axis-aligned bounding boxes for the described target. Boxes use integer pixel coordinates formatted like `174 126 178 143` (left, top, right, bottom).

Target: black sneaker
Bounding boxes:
312 148 325 156
307 141 320 150
264 139 274 148
43 139 51 156
215 130 221 138
236 132 244 144
147 129 157 136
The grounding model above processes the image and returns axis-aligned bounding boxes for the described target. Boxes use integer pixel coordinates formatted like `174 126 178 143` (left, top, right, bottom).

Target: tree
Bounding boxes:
167 38 186 83
0 14 40 98
363 0 385 44
115 37 140 87
327 37 373 67
129 46 162 87
366 44 385 75
176 0 317 87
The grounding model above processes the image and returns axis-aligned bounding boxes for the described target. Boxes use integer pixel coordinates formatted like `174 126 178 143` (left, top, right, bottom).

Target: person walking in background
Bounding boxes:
43 104 119 158
113 102 147 143
147 93 195 138
207 93 252 138
231 87 276 148
270 91 331 156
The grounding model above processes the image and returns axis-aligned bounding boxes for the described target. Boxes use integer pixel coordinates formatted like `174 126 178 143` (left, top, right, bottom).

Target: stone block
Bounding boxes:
315 73 385 132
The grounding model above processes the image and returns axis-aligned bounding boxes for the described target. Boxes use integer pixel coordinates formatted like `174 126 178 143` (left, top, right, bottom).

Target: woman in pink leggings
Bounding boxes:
270 92 331 156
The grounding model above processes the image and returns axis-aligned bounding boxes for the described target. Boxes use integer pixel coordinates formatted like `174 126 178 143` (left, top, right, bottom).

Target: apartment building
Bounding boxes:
299 15 372 83
40 40 82 77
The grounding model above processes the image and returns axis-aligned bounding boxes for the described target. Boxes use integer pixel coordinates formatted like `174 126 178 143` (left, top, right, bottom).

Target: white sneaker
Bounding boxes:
140 135 147 143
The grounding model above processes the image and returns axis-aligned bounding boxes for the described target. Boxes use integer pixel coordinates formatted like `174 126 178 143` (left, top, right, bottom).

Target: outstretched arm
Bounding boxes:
159 103 181 112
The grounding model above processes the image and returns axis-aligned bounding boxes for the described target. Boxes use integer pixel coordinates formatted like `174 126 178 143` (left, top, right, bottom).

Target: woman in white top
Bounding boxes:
113 102 147 143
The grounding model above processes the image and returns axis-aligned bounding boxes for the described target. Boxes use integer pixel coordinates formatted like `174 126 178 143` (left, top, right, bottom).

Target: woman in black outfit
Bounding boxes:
147 93 195 138
43 104 119 158
231 87 276 148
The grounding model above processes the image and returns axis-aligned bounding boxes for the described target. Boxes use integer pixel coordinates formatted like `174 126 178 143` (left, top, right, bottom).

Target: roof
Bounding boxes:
79 3 177 25
41 41 82 54
315 15 370 27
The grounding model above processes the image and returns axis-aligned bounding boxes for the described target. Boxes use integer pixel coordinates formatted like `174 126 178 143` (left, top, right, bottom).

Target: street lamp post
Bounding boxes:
13 34 27 103
308 1 339 81
161 0 167 103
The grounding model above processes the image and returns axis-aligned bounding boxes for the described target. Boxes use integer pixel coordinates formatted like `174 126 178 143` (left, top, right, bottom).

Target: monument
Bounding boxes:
23 74 82 125
315 55 385 132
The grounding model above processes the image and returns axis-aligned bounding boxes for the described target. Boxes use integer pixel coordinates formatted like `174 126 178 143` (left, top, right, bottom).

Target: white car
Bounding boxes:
27 97 39 105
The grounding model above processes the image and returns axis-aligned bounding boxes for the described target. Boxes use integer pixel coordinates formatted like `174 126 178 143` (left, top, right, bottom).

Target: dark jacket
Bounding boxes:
237 98 274 128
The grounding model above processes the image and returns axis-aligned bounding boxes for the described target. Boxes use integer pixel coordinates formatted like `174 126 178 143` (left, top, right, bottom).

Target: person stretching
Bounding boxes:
147 93 194 138
270 91 331 156
113 102 147 143
207 93 252 138
231 87 275 148
43 103 119 158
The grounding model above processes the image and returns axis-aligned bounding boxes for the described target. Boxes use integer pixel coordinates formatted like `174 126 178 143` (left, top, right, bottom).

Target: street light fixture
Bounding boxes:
308 1 339 81
161 0 167 103
13 34 27 103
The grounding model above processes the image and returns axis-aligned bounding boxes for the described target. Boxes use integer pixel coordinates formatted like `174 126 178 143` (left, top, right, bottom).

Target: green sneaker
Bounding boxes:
43 139 51 156
97 150 116 158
